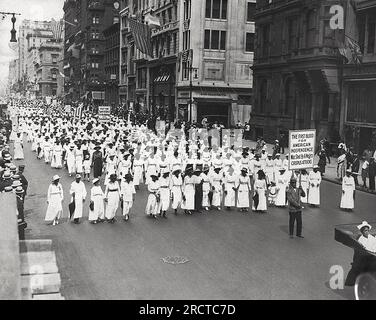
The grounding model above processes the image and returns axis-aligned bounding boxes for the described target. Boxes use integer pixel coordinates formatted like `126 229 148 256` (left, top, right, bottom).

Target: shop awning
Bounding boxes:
154 74 170 83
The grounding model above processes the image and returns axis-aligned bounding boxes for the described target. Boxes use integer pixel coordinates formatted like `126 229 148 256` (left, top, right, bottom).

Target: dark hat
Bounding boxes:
18 165 25 170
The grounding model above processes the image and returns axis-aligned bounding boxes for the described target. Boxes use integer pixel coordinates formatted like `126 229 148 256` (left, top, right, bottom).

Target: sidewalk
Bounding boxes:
242 139 376 195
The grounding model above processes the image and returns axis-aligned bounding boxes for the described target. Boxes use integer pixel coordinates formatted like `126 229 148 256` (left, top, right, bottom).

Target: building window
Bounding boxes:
182 62 189 81
306 9 316 47
358 21 365 54
91 62 99 69
284 78 295 115
184 0 191 20
367 19 376 54
247 2 256 22
288 17 298 51
204 29 226 50
259 79 268 113
261 24 270 56
183 30 191 50
93 15 99 24
205 0 227 20
137 68 146 88
245 32 254 52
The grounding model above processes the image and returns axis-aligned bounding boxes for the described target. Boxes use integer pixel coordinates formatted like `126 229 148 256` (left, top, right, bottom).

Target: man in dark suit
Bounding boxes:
18 165 28 196
286 177 306 239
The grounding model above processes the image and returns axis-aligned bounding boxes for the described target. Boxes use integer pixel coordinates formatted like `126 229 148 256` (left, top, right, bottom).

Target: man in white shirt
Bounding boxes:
357 221 376 253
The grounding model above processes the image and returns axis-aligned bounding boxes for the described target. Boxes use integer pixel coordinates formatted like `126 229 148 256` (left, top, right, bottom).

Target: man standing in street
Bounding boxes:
286 177 306 239
18 165 28 196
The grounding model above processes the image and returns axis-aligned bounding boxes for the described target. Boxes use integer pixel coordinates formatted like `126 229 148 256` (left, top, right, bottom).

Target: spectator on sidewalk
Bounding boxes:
369 158 376 192
318 149 327 176
337 150 346 181
323 137 331 163
273 140 281 158
280 133 287 154
351 153 360 186
361 158 369 189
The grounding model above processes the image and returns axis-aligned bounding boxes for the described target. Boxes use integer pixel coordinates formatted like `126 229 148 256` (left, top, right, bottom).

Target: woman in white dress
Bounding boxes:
45 175 64 225
51 141 63 169
275 168 288 207
340 169 356 211
308 165 321 207
223 167 238 209
252 170 268 213
75 144 84 175
89 178 105 223
104 173 120 223
181 168 196 214
132 154 144 189
13 133 24 160
236 168 251 212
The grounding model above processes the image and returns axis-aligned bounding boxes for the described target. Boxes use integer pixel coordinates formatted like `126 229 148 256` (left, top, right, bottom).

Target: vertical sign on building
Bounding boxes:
288 129 316 171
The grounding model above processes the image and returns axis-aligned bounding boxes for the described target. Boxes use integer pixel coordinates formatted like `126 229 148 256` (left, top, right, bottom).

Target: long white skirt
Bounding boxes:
275 185 287 206
308 185 320 205
202 189 210 207
145 194 158 215
14 142 24 160
89 195 105 221
105 192 119 219
72 197 84 219
182 185 195 210
237 189 249 208
45 195 63 221
171 187 182 209
158 188 170 211
340 189 354 209
224 188 236 207
252 189 267 211
133 167 143 186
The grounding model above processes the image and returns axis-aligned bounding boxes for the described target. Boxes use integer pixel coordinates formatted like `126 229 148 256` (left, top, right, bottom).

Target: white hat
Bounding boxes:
92 178 100 184
75 174 81 179
357 221 372 231
52 174 60 181
313 165 319 169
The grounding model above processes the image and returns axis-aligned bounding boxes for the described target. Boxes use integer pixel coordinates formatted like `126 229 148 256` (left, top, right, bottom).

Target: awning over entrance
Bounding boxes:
154 75 170 83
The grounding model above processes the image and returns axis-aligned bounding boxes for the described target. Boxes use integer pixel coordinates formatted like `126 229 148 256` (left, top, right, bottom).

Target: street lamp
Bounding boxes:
0 11 21 42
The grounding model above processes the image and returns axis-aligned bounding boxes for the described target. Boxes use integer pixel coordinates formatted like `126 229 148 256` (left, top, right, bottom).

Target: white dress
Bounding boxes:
145 180 160 216
120 181 136 216
224 173 237 207
13 136 24 160
182 176 195 210
51 145 63 168
308 171 321 205
70 181 87 219
275 172 288 206
210 172 222 207
170 175 183 209
201 173 211 207
158 177 171 212
89 185 105 221
45 183 64 221
105 181 120 219
252 179 268 211
133 159 144 186
237 175 251 208
340 175 355 209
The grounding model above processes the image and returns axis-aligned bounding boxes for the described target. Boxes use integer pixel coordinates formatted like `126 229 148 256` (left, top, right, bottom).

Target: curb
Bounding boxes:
322 176 376 195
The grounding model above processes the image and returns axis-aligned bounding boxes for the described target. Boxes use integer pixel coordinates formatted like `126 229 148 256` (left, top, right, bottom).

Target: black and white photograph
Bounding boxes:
0 0 376 304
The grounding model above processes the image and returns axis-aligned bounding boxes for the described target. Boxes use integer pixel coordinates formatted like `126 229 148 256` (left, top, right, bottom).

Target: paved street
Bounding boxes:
14 138 376 300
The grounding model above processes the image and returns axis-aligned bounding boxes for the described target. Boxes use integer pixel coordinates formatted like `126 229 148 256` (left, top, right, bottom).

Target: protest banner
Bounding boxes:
98 106 111 123
288 129 316 171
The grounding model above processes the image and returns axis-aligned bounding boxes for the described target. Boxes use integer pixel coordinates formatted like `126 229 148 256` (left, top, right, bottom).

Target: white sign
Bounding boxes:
288 129 316 171
98 106 111 123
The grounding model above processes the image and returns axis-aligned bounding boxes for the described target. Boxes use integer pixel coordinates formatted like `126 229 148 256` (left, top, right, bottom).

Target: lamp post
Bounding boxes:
188 63 198 122
0 12 21 42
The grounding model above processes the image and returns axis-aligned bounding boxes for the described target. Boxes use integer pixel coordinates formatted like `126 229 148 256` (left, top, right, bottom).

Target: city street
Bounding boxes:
13 138 375 300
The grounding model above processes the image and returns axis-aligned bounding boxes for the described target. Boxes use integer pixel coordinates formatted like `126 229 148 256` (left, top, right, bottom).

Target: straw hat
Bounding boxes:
52 175 60 181
357 221 372 231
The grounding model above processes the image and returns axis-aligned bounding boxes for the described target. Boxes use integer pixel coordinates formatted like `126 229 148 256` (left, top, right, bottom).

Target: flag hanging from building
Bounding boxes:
51 18 64 41
145 13 161 28
339 36 363 65
181 49 193 63
67 43 80 59
128 17 153 58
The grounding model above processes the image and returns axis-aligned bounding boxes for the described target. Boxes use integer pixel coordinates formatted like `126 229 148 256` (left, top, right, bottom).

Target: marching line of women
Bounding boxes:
5 101 357 226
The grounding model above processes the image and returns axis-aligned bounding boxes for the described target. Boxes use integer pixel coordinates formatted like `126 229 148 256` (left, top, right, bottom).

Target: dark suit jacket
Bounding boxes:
286 186 306 213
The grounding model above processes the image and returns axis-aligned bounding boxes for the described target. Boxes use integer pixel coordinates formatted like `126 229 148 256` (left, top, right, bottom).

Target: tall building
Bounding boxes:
251 0 342 143
8 59 19 93
35 39 65 97
341 0 376 153
103 22 120 107
18 20 52 82
119 0 254 125
63 0 120 105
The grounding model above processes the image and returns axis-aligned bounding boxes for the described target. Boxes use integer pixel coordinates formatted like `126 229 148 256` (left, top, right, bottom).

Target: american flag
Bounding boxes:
128 18 153 58
50 18 64 41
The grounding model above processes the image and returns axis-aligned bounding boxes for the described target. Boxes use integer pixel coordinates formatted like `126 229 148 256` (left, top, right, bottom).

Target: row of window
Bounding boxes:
204 30 254 52
205 0 255 22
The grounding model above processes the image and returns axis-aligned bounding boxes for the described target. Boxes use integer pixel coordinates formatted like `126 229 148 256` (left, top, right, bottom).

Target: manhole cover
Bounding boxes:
161 256 190 265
